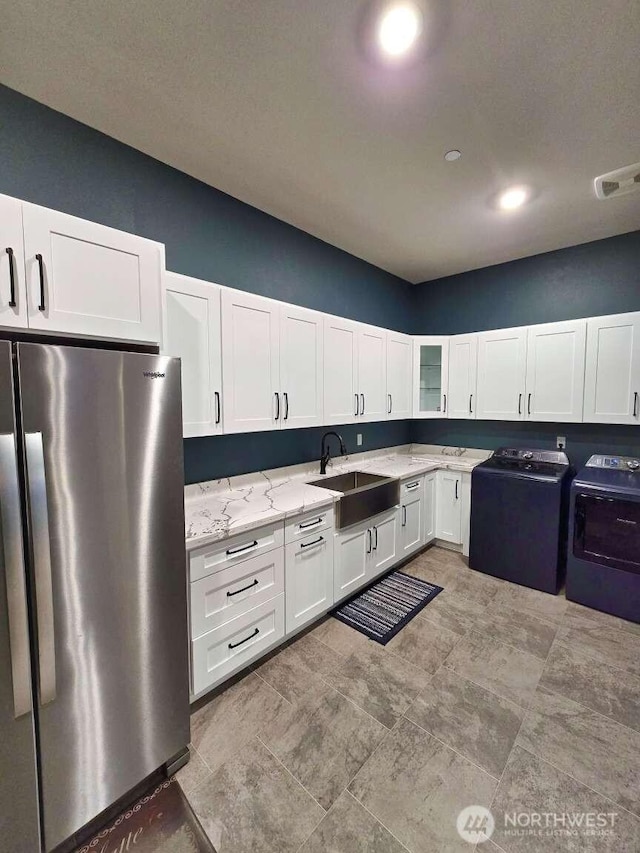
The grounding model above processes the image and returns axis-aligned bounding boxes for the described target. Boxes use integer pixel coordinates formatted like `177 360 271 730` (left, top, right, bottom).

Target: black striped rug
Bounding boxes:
332 570 443 644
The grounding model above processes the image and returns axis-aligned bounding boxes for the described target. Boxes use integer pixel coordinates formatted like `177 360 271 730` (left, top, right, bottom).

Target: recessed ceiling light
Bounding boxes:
377 3 423 58
444 149 461 162
498 186 530 210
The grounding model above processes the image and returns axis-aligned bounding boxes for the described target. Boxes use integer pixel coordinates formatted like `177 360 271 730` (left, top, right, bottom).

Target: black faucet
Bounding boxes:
320 431 347 475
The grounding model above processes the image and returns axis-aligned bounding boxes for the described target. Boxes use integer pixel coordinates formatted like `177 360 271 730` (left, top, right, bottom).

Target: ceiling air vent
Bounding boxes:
594 162 640 200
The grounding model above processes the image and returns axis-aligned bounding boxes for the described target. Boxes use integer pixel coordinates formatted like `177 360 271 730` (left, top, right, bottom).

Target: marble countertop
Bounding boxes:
184 444 489 552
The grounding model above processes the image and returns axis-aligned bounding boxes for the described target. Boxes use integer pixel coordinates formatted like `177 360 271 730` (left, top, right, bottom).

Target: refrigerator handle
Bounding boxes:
25 432 56 706
0 434 32 718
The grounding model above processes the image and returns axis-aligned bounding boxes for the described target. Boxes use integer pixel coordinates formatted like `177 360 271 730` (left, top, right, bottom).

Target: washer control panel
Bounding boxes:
587 455 640 472
492 447 569 465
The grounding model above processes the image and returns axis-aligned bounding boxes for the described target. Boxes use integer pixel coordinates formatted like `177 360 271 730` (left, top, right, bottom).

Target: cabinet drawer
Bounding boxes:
190 548 284 639
189 522 284 583
285 506 334 543
285 532 334 633
401 475 424 497
191 595 285 695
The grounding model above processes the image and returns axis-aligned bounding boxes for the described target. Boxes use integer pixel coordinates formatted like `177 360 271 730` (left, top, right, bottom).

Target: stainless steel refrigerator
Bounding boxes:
0 340 190 852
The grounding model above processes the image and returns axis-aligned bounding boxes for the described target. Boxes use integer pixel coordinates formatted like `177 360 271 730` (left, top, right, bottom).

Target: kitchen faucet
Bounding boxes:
320 431 347 475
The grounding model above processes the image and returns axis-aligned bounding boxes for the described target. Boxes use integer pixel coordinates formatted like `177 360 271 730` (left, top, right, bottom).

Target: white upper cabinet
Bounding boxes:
584 313 640 425
221 289 280 433
22 203 162 342
476 327 528 420
525 320 586 422
357 325 387 422
386 332 412 419
163 272 222 437
0 195 27 328
413 336 450 418
324 316 358 424
280 305 324 429
448 334 478 420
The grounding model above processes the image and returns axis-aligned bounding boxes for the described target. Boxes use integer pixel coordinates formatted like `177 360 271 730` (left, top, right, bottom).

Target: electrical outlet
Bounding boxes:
356 433 363 446
557 436 566 450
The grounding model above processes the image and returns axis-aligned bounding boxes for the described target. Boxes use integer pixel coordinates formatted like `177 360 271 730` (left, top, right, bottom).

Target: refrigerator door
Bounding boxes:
17 343 190 852
0 341 41 852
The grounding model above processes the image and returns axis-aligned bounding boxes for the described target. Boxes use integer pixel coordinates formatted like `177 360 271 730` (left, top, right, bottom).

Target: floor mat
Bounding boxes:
332 569 443 644
73 778 215 853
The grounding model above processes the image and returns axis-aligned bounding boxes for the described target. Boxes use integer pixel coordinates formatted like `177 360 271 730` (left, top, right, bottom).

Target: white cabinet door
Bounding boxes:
0 195 27 328
357 325 387 422
424 472 436 544
324 316 358 424
436 470 462 544
525 320 586 422
386 332 413 419
285 532 334 633
448 334 478 420
584 313 640 425
370 509 399 577
400 486 423 558
221 289 280 433
163 272 222 437
22 203 162 342
334 524 369 602
476 327 527 420
280 304 324 429
413 336 449 418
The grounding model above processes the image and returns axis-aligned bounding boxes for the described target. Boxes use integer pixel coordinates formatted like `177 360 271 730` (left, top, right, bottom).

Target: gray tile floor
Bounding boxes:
177 546 640 853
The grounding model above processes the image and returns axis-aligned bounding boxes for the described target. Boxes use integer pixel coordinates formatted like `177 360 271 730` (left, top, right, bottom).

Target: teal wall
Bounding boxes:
411 232 640 469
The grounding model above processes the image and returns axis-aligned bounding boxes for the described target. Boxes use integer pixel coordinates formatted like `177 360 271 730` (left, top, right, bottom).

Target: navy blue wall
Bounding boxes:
411 232 640 468
0 85 413 483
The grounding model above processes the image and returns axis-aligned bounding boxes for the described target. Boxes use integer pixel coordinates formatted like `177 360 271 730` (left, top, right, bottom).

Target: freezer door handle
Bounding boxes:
0 434 32 718
25 432 56 706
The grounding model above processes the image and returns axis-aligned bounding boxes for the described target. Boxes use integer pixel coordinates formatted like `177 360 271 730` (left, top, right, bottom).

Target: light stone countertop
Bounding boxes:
184 444 490 551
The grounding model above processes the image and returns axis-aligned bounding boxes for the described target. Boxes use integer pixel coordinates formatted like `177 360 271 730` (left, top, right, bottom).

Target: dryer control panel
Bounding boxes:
586 454 640 472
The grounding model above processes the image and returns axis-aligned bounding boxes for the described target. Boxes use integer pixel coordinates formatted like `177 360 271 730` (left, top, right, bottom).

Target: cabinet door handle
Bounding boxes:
469 394 473 414
455 479 459 500
227 579 258 597
366 528 372 554
300 535 324 549
35 254 46 312
214 391 221 425
228 627 259 649
443 394 447 414
361 393 365 416
402 505 407 527
518 393 522 415
388 393 392 414
355 394 359 416
283 392 289 420
528 393 532 416
274 392 280 421
226 539 258 556
374 526 378 550
634 392 639 418
5 247 17 307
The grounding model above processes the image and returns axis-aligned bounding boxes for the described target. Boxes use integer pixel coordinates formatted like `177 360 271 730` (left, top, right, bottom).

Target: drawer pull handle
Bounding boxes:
405 482 420 490
228 627 259 649
299 516 322 530
226 540 258 556
300 536 324 549
227 579 258 597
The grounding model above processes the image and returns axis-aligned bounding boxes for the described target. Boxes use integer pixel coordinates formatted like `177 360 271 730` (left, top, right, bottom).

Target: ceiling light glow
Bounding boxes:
498 186 529 210
377 3 422 57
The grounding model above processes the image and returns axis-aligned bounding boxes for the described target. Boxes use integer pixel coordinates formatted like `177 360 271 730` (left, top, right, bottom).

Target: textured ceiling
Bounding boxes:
1 0 639 282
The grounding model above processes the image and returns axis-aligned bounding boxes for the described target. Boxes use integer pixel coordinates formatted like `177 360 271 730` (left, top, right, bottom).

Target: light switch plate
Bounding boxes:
556 436 566 450
357 433 363 446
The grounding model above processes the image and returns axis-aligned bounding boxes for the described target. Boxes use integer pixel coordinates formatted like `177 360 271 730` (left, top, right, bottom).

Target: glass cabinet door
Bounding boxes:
413 336 449 418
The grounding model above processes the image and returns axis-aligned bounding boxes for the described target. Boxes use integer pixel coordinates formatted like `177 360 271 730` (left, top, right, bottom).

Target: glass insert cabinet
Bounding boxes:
413 336 449 418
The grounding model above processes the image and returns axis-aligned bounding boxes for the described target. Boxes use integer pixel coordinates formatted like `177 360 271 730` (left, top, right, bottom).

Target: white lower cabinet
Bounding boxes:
285 532 334 633
424 472 436 544
334 507 399 604
436 470 462 544
369 509 399 577
399 477 425 558
191 595 285 695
